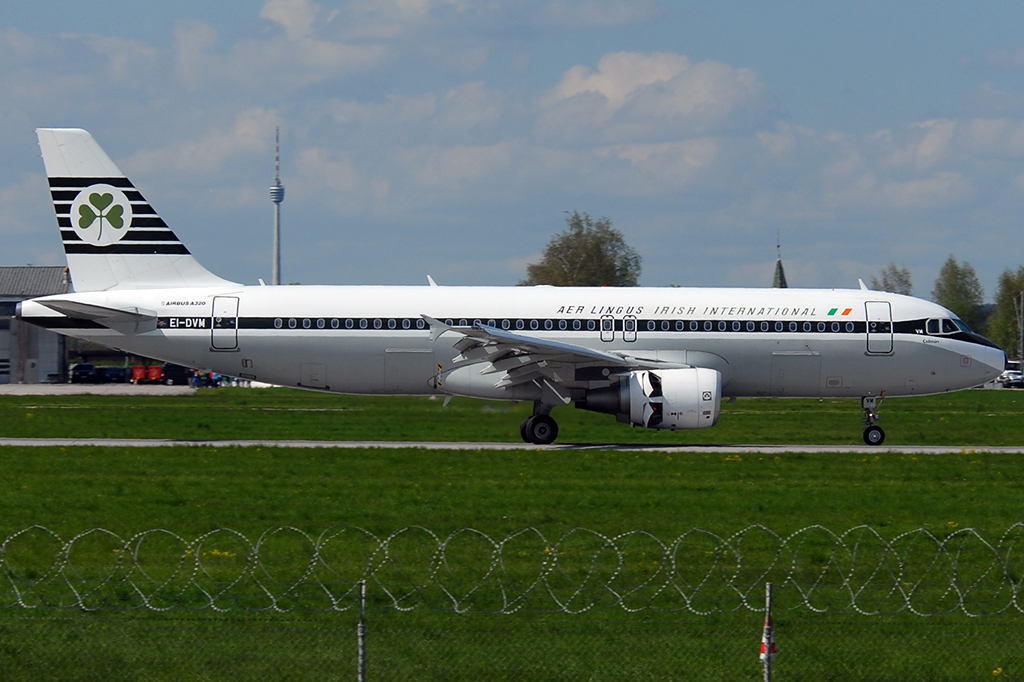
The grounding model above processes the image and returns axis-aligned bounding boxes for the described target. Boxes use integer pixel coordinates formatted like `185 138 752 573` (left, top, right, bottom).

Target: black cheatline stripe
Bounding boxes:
125 191 145 201
130 217 168 228
120 230 181 242
64 243 190 255
54 203 71 214
225 316 908 336
50 190 79 201
48 177 134 188
26 318 106 330
60 230 82 242
131 205 158 215
57 218 72 228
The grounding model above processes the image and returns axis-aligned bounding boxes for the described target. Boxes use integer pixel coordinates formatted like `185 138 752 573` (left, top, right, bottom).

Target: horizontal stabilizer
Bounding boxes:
38 299 158 335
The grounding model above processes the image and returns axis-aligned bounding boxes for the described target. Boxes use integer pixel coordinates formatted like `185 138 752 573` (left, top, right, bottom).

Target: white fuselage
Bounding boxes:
18 284 1006 399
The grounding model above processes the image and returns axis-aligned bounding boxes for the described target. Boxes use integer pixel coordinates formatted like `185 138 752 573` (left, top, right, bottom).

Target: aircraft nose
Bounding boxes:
978 345 1007 380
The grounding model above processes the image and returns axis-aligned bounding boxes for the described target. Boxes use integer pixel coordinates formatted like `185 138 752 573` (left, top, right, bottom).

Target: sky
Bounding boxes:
3 0 1024 298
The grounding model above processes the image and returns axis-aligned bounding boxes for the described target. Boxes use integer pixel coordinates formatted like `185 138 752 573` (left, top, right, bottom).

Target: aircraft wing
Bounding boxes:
37 299 158 335
423 316 688 401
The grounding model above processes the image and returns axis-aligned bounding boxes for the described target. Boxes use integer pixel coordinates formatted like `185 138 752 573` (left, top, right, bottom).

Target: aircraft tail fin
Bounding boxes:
36 128 235 292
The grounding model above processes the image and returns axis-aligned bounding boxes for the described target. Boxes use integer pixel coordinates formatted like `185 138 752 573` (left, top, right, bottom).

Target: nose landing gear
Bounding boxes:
862 394 885 446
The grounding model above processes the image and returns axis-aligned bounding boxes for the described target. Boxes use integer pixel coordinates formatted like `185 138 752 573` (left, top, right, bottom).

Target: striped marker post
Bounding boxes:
760 582 777 682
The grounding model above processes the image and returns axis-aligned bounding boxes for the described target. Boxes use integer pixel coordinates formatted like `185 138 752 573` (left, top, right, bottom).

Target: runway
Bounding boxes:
0 438 1020 454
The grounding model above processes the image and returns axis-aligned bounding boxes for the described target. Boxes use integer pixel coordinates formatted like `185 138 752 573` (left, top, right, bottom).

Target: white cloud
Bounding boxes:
126 108 278 175
540 52 768 143
261 0 322 40
881 172 976 209
555 52 692 109
173 18 388 93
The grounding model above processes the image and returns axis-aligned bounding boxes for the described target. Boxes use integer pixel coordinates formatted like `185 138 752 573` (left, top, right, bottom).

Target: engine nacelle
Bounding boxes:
576 367 722 429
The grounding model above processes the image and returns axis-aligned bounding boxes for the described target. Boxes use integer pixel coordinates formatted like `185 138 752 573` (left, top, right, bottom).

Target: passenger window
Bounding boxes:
602 318 612 331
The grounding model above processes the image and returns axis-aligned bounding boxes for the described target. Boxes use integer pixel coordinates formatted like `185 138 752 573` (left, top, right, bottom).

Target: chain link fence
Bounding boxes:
3 525 1024 680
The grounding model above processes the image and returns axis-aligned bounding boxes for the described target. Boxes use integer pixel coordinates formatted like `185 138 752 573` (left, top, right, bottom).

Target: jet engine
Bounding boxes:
576 367 722 429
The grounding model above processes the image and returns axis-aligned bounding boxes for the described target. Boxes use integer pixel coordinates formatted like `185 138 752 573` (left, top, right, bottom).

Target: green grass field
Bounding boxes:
1 388 1023 680
2 386 1024 445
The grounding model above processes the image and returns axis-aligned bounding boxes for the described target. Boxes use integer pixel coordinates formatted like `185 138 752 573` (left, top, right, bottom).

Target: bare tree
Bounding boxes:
521 212 642 286
870 263 913 296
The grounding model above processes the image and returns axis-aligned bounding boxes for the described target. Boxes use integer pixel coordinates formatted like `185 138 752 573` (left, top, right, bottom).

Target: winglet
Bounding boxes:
859 279 870 291
427 275 438 287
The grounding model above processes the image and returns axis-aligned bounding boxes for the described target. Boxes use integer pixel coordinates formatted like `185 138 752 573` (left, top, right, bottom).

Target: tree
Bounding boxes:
986 266 1024 356
521 212 642 286
931 255 984 330
870 263 912 296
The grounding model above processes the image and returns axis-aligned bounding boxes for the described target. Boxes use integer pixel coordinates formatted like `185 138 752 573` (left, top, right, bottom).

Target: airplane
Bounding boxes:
17 128 1006 446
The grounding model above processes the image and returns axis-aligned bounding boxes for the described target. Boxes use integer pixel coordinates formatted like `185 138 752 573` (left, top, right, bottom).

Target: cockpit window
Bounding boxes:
952 317 972 333
927 317 972 335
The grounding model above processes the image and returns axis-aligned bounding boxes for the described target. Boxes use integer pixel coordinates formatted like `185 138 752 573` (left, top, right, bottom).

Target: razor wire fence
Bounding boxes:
3 525 1024 681
4 523 1024 616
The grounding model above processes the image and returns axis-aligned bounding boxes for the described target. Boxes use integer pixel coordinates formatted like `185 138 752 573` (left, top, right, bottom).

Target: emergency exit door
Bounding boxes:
865 301 892 354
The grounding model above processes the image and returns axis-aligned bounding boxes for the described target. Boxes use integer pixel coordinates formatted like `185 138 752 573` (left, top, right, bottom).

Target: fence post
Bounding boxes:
760 582 776 682
358 580 367 682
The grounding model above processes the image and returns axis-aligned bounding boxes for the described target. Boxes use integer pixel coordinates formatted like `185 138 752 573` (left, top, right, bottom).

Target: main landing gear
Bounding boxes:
520 404 559 445
861 394 885 446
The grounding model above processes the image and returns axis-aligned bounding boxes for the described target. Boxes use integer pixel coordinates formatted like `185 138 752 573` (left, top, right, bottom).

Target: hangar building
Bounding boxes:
0 266 71 384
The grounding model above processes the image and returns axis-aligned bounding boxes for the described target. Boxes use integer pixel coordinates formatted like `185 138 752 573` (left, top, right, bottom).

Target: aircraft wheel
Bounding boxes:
863 425 885 446
519 417 531 443
524 415 559 445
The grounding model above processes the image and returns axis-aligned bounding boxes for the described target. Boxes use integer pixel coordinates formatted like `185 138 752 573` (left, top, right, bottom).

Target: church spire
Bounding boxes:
772 231 788 288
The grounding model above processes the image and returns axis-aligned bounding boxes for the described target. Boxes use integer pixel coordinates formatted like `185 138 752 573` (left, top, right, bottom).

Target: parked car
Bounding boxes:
97 366 128 383
998 370 1024 389
70 363 97 383
162 363 192 386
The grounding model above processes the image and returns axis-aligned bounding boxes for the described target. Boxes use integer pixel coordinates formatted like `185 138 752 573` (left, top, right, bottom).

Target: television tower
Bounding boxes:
269 127 285 285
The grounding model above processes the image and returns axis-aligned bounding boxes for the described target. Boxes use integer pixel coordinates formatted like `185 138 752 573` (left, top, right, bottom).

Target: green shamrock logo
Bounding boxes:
78 192 125 240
